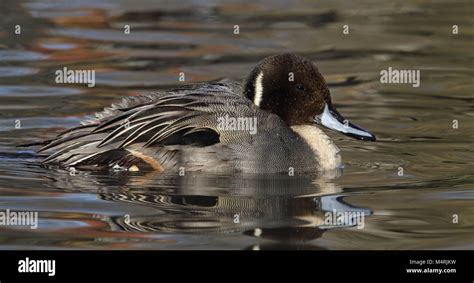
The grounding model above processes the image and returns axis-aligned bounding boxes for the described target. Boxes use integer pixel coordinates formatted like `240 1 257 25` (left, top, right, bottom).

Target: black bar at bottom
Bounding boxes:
0 250 471 282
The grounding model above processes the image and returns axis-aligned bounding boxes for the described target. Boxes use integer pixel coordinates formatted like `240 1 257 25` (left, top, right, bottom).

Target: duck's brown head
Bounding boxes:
244 53 375 141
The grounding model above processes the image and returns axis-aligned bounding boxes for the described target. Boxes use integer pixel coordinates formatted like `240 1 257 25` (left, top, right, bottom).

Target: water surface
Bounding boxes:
0 0 472 249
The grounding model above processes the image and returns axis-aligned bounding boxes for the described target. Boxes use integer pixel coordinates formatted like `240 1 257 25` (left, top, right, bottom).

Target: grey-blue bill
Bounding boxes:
314 104 376 141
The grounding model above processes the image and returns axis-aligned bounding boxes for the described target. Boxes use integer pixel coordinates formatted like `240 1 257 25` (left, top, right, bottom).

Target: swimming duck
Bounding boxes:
36 54 375 174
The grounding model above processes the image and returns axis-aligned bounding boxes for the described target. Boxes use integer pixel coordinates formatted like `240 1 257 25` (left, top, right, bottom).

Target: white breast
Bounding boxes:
291 125 342 171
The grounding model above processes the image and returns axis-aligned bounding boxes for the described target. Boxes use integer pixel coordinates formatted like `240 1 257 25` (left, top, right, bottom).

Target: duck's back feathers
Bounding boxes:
38 80 268 171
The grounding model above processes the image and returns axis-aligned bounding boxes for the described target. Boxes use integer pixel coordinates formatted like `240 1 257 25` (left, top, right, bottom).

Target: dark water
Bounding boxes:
0 0 472 249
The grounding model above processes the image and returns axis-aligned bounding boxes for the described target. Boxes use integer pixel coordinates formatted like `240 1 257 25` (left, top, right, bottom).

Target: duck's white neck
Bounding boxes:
291 125 342 171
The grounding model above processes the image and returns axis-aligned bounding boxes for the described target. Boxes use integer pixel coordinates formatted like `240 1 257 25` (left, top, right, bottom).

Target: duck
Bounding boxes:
34 53 375 174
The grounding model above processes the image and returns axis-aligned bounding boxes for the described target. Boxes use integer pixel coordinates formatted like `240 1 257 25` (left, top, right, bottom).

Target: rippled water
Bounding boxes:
0 0 472 249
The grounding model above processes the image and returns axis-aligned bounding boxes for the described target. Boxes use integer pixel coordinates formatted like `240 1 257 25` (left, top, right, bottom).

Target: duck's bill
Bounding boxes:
314 104 376 141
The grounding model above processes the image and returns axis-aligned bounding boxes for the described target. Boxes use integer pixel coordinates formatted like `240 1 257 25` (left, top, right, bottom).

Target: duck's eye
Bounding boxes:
295 84 305 91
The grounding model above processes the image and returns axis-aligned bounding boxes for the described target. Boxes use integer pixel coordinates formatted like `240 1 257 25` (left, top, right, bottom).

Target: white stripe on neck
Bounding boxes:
253 72 264 106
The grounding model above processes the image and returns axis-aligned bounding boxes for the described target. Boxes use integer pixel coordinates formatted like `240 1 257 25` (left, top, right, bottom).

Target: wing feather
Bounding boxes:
36 80 262 169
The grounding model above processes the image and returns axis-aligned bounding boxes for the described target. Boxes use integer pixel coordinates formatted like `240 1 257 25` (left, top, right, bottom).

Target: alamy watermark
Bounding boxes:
380 67 420 87
18 257 55 276
217 114 258 135
55 67 95 87
0 209 38 229
324 209 365 229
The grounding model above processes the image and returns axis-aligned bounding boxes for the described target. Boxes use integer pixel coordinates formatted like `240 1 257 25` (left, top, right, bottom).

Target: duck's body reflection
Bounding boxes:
45 169 371 249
